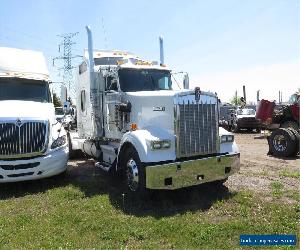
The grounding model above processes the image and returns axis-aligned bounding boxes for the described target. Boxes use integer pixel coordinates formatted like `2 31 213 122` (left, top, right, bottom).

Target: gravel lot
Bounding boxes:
226 132 300 202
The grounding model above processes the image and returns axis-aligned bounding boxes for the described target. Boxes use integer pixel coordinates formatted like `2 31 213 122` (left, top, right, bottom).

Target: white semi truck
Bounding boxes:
69 26 240 194
0 47 68 182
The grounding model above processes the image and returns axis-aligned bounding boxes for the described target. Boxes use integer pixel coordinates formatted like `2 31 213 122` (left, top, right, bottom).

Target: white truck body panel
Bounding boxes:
0 47 49 81
76 67 94 138
0 47 68 182
0 100 55 121
71 39 240 190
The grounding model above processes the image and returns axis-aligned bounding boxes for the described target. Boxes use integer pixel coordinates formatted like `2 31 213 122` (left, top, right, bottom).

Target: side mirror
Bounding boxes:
183 73 189 89
63 101 71 114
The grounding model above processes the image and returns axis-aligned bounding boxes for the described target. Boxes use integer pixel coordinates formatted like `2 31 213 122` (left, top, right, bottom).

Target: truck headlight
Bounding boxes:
51 135 67 149
221 135 234 143
150 140 171 150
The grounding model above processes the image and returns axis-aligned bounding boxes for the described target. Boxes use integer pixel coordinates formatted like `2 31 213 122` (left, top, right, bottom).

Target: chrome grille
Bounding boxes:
0 120 48 159
175 101 218 158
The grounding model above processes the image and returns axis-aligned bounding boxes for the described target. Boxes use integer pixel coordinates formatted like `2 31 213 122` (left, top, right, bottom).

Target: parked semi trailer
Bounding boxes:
0 47 68 182
256 93 300 157
68 26 240 195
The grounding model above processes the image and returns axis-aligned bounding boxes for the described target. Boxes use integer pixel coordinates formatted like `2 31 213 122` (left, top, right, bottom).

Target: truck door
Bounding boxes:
104 76 122 138
79 88 93 137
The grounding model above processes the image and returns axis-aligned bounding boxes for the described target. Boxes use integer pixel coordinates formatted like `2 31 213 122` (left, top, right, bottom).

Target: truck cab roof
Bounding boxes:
0 47 49 81
83 49 169 71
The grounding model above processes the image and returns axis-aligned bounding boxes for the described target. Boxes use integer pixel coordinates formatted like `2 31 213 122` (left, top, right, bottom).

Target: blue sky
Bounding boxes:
0 0 299 102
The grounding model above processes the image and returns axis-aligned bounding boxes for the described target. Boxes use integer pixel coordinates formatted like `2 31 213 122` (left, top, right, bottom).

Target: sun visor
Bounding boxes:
0 47 49 80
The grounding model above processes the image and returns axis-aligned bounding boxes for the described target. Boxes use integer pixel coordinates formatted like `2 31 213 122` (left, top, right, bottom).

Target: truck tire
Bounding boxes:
67 132 76 159
232 124 239 133
288 128 300 155
281 120 299 132
269 128 296 157
123 147 147 197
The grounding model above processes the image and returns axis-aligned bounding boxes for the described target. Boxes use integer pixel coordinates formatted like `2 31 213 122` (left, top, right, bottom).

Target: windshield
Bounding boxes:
0 78 51 102
289 94 300 105
237 108 256 115
55 107 64 115
118 68 172 92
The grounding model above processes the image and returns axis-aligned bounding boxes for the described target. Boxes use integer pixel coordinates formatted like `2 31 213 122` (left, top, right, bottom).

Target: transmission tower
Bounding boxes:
53 32 81 103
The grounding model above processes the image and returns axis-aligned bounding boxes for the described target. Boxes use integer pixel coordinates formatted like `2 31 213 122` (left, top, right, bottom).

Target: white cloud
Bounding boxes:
190 61 300 103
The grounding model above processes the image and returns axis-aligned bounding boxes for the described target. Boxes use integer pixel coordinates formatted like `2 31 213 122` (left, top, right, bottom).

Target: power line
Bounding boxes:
0 23 82 54
53 32 81 102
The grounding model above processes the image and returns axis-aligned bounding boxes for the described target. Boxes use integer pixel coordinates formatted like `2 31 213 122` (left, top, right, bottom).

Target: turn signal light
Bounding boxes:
131 123 138 131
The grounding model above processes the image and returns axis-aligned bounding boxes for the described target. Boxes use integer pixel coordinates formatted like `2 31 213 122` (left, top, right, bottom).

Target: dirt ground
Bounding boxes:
226 132 300 202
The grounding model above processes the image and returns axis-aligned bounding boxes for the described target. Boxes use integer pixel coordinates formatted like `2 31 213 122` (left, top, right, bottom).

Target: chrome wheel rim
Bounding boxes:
126 158 139 191
273 135 287 152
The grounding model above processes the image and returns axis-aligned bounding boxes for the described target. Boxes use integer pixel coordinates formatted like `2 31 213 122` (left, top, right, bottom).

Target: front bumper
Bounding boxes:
237 119 261 129
0 146 68 183
145 153 240 190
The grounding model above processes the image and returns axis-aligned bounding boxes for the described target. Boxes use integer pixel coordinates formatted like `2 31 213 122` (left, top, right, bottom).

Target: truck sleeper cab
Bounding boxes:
0 47 68 182
71 26 240 194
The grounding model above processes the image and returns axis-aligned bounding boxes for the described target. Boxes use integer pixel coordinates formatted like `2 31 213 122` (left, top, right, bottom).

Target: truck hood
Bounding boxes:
124 90 218 134
0 100 55 121
125 89 216 98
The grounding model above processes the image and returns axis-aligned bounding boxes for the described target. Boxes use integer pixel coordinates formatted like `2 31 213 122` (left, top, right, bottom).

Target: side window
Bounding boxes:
81 90 86 112
105 76 118 91
158 77 169 89
79 61 87 75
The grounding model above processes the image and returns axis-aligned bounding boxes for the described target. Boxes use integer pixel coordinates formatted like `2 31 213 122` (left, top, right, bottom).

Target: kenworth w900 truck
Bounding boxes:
69 26 240 194
0 47 68 182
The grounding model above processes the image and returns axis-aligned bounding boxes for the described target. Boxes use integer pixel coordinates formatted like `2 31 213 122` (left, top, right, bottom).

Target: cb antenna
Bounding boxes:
101 17 109 49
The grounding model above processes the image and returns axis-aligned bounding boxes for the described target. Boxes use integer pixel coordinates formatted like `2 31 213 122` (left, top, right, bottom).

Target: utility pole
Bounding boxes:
242 85 246 103
257 90 260 103
53 32 81 103
235 90 237 106
278 91 283 104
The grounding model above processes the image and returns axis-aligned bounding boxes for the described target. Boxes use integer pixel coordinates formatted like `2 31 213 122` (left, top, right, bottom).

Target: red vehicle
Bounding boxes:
256 93 300 157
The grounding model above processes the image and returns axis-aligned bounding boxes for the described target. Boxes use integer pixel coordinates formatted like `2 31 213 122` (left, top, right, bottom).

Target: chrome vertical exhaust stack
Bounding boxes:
85 25 103 137
86 26 95 73
159 36 164 65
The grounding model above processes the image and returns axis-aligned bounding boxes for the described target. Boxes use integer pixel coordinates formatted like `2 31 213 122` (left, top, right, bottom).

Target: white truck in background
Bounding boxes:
69 26 240 195
0 47 68 182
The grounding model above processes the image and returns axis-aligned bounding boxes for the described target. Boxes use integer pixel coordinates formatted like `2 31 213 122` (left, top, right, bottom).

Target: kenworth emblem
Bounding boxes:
195 87 201 102
153 106 165 111
15 118 23 127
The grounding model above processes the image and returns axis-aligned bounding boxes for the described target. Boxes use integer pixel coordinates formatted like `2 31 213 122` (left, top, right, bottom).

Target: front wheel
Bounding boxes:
123 147 147 196
67 132 76 159
231 124 239 133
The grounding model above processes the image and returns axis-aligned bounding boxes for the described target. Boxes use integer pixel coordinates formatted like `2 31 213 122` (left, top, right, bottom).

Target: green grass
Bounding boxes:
270 181 284 198
286 190 300 202
0 168 299 249
279 169 300 179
